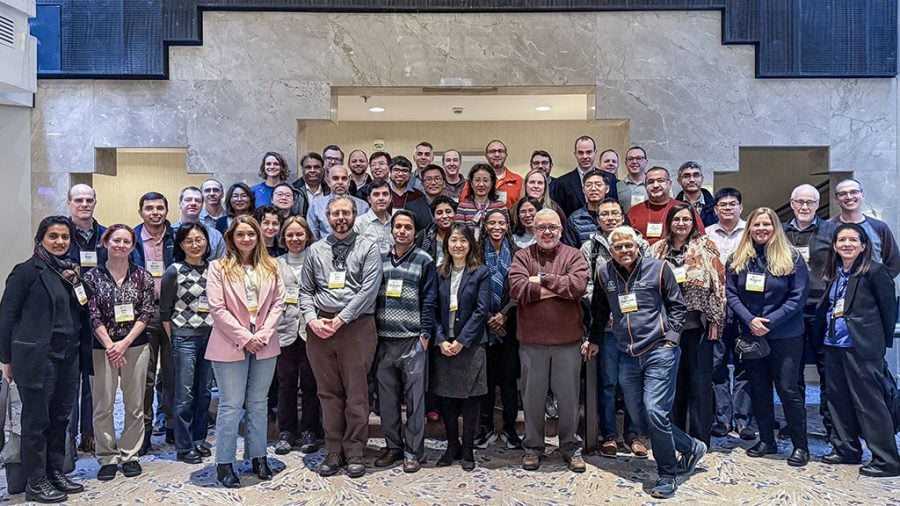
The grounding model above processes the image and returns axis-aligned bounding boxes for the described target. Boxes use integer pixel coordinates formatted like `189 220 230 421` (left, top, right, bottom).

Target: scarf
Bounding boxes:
34 244 81 283
484 238 512 315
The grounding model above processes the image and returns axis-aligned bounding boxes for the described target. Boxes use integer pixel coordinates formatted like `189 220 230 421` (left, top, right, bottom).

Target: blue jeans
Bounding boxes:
211 353 277 464
172 331 214 452
619 344 696 477
598 332 635 438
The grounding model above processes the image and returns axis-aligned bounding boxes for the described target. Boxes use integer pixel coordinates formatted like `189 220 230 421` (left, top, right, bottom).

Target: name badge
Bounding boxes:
618 293 638 313
196 295 209 312
449 294 459 313
746 272 766 292
114 303 135 322
284 287 299 305
497 191 508 204
631 193 646 207
833 298 845 318
146 260 165 278
672 265 687 284
646 223 663 238
80 251 98 267
74 283 88 306
328 271 347 289
246 291 259 312
797 246 810 263
386 279 404 298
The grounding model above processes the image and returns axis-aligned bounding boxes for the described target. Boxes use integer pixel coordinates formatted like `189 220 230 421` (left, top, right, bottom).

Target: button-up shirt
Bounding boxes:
616 178 647 212
354 209 396 255
199 207 225 230
306 194 370 240
706 219 746 262
141 225 166 298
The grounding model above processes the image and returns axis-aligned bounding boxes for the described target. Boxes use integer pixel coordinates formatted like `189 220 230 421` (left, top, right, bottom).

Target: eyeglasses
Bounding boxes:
324 156 343 163
391 167 411 173
423 177 444 184
835 189 861 199
791 199 818 208
598 211 622 218
716 201 739 209
181 238 207 246
611 242 637 251
680 173 702 180
535 225 561 233
231 194 249 200
273 192 294 198
625 156 646 162
584 182 607 189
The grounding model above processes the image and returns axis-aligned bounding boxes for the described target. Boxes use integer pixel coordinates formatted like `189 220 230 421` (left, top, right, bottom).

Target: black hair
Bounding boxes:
35 215 74 246
391 209 418 232
714 187 742 204
466 163 499 203
389 155 413 171
430 195 458 215
139 191 168 210
173 222 211 262
823 223 874 282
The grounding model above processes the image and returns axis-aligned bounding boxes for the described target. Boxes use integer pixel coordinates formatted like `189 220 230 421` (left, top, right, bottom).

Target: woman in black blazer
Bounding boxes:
817 223 900 477
430 223 490 471
0 216 88 502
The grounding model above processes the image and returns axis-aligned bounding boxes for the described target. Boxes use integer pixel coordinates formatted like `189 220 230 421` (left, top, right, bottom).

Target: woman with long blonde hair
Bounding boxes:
725 207 810 467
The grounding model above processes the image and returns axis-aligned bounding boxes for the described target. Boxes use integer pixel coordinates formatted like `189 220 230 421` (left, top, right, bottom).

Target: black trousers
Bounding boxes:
671 327 714 446
276 338 322 436
824 346 900 472
798 311 834 438
20 350 80 482
440 396 480 455
745 335 808 450
480 336 520 432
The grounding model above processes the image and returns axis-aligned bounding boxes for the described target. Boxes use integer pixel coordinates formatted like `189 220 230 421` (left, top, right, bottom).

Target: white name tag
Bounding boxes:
797 246 810 263
196 295 209 312
114 303 135 323
146 260 165 278
646 223 663 238
386 279 404 298
80 251 98 267
246 291 259 312
328 271 347 289
746 272 766 292
449 294 459 313
618 293 638 313
497 191 508 204
74 283 88 306
284 287 299 305
833 298 845 318
631 193 646 207
672 265 687 284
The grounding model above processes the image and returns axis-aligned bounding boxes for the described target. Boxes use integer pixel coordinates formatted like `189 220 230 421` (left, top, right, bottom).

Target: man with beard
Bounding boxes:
356 179 396 255
307 165 370 239
626 167 704 245
388 156 425 210
530 150 554 179
675 162 717 227
347 149 372 199
483 139 522 209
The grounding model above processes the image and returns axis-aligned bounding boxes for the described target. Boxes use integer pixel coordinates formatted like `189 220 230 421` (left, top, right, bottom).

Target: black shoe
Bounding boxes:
48 470 84 493
345 456 366 478
675 439 707 476
176 449 204 464
460 448 475 471
216 463 241 488
252 457 273 480
194 444 212 458
746 441 777 458
138 433 151 456
738 425 757 441
787 448 809 467
298 431 319 454
25 477 67 504
500 428 523 450
859 464 900 478
122 460 142 477
374 448 404 467
822 452 861 465
97 464 118 481
710 423 729 438
274 431 294 455
436 445 460 467
165 428 175 445
319 453 343 477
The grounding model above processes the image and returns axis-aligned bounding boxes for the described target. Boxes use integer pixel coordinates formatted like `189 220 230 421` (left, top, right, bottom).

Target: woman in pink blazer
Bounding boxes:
205 215 285 488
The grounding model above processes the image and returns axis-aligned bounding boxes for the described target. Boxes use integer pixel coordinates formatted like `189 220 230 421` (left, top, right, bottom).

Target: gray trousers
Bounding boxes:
375 336 427 460
520 342 582 458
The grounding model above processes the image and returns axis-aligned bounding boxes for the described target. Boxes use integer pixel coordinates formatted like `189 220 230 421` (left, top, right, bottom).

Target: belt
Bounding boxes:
318 310 338 319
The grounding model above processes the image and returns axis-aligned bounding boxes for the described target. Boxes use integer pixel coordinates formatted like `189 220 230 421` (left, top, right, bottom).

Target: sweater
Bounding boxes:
159 261 213 335
626 199 706 245
375 246 438 340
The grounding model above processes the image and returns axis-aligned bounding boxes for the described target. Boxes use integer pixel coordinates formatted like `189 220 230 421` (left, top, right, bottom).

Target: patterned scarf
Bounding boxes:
484 238 511 315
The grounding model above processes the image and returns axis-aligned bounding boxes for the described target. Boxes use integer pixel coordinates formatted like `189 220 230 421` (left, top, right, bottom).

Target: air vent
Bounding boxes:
0 15 14 48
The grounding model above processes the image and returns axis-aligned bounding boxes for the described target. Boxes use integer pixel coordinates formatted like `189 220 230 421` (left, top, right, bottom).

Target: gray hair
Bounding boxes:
534 208 560 223
608 226 641 244
326 195 357 215
790 183 819 201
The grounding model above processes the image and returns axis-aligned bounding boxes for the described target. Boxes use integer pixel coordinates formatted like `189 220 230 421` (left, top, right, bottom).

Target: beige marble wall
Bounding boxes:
1 105 34 280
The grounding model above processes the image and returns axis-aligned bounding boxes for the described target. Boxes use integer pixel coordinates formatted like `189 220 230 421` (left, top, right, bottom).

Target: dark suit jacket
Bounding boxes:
435 264 490 348
816 262 898 360
550 168 618 218
405 196 435 232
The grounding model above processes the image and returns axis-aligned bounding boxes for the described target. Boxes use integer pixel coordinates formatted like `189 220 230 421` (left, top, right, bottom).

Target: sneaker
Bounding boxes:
565 453 586 473
600 435 618 458
522 453 541 471
97 464 118 481
122 461 142 478
274 431 293 455
650 476 677 499
710 422 730 438
630 439 649 459
676 439 707 475
499 428 523 449
298 431 319 454
544 395 559 419
474 427 497 449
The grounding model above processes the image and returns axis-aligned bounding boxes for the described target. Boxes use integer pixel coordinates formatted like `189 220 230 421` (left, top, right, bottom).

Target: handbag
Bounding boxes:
734 330 771 360
0 378 26 494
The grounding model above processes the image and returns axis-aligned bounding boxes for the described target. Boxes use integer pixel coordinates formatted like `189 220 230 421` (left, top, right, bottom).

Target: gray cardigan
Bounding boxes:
276 253 307 347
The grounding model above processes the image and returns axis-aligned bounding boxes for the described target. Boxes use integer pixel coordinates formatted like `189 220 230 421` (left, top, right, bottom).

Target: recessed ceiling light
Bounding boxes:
535 106 552 112
590 106 596 110
368 106 385 113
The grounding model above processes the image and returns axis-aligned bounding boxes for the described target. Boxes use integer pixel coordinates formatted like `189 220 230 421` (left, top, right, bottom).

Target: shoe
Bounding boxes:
345 456 366 478
822 452 861 465
650 476 677 499
710 423 729 438
565 454 586 473
746 441 777 458
298 431 319 454
25 476 67 503
500 428 523 449
138 433 151 456
787 448 809 467
374 448 404 467
403 458 421 473
216 463 240 488
47 470 84 493
77 436 95 454
738 425 757 441
545 395 559 419
600 435 618 458
474 427 497 449
676 439 707 476
97 464 118 481
522 453 541 471
777 423 791 440
194 444 212 458
122 461 142 477
859 464 900 478
426 410 440 422
630 439 649 459
252 457 273 480
274 431 293 455
319 453 344 477
165 428 175 445
460 448 476 472
176 449 203 464
436 445 460 467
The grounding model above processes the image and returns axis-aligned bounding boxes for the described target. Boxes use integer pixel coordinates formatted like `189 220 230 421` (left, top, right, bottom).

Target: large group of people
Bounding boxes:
1 135 899 503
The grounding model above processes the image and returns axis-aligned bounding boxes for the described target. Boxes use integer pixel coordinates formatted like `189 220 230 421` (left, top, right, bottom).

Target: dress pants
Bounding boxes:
519 342 582 458
712 319 754 430
798 311 834 439
672 327 714 446
376 336 427 460
211 353 277 463
480 335 520 433
276 338 322 437
93 344 150 466
144 313 174 432
745 335 808 451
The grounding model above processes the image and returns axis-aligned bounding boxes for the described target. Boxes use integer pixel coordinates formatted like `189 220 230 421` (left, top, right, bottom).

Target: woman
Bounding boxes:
216 183 256 234
512 197 543 248
273 217 323 456
454 163 506 238
250 151 291 208
431 223 490 471
725 207 809 466
84 224 155 482
475 209 521 450
0 216 87 502
649 203 725 447
416 196 457 266
253 205 286 257
818 223 900 477
206 215 285 488
159 223 214 465
523 169 567 230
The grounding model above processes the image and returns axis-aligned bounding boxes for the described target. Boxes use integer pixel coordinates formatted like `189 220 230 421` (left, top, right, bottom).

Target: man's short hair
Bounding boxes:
179 186 202 203
415 141 433 150
430 195 457 214
326 195 357 215
139 191 168 209
626 146 647 158
420 164 446 181
389 156 413 171
834 178 863 194
677 161 702 176
368 179 390 193
574 135 596 150
322 144 344 158
369 151 391 164
300 152 324 167
645 166 670 178
790 184 819 201
582 169 608 184
531 149 553 167
714 187 742 204
609 226 641 243
391 209 417 231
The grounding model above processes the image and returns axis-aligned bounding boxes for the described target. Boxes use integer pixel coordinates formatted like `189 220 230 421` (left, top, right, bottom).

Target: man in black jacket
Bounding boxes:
675 162 717 227
550 135 618 217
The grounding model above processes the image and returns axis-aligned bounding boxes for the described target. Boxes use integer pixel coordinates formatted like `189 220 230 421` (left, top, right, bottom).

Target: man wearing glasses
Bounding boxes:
830 178 900 276
675 162 717 227
323 144 344 173
530 150 554 179
616 146 649 212
563 169 608 247
626 166 705 245
387 156 425 210
307 165 370 239
484 139 523 209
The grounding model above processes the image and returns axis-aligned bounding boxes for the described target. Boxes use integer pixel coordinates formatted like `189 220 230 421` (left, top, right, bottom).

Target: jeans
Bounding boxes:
619 344 696 477
598 332 635 438
211 353 277 464
172 330 213 452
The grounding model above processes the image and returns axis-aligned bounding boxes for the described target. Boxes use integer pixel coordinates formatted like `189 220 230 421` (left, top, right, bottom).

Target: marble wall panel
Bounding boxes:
90 81 190 149
32 80 95 173
828 78 898 173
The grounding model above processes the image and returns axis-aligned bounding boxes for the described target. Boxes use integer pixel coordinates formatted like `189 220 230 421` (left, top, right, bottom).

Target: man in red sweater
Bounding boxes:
626 166 705 245
509 209 590 473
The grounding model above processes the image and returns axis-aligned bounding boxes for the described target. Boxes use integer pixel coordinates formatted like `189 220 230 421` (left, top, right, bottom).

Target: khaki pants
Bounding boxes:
92 344 150 466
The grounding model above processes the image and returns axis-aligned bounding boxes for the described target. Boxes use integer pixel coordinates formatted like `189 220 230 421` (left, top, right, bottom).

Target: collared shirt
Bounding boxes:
683 190 708 210
354 209 396 255
706 219 746 262
299 232 383 325
442 178 467 202
495 167 523 209
199 207 225 230
305 184 326 206
172 221 226 260
306 194 370 240
616 178 647 212
141 224 166 298
825 267 851 347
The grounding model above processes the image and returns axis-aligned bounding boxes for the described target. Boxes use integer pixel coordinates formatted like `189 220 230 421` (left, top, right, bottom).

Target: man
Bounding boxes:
508 209 590 473
405 164 445 231
831 178 900 276
591 226 706 499
484 139 523 209
347 149 372 198
675 162 717 227
598 149 619 176
199 179 226 229
299 196 383 479
530 149 554 178
293 152 331 210
441 149 467 201
355 179 395 255
358 151 392 201
372 210 437 473
172 187 226 259
130 192 176 454
626 166 704 245
323 144 344 172
705 188 754 439
388 156 425 210
409 141 435 191
307 165 370 239
550 135 618 217
563 169 608 247
616 146 649 212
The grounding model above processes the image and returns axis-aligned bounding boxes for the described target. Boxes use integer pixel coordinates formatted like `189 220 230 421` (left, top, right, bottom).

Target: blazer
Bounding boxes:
434 264 491 348
816 262 898 360
550 168 618 218
205 259 286 362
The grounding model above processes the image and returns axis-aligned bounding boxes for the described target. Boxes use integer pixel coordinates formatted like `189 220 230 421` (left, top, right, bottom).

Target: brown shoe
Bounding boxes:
630 439 649 459
78 436 95 454
402 458 421 473
600 436 618 458
522 453 541 471
566 454 586 473
374 448 404 468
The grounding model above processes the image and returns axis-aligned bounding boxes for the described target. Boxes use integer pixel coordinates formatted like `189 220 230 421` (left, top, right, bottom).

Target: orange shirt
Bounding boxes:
459 167 523 209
